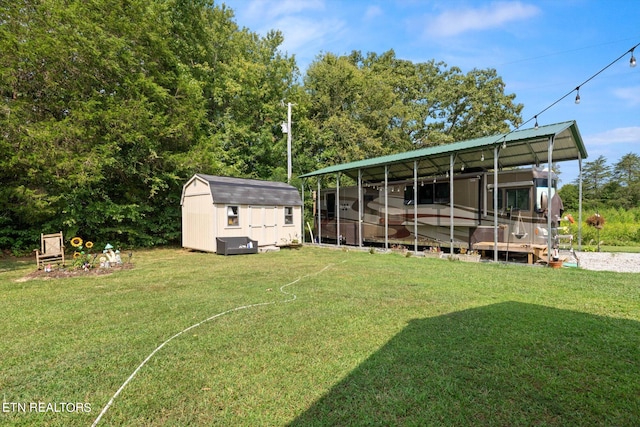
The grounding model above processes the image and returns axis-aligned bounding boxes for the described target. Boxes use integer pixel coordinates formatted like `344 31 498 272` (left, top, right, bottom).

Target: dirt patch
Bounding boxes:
19 263 135 281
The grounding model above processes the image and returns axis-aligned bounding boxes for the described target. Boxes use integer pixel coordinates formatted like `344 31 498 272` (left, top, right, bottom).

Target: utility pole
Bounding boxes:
281 102 293 183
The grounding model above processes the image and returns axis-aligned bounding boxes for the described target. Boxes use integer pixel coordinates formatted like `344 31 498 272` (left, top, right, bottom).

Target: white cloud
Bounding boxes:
422 1 540 38
229 0 344 69
242 0 324 21
364 5 383 21
613 85 640 107
274 16 346 55
585 127 640 146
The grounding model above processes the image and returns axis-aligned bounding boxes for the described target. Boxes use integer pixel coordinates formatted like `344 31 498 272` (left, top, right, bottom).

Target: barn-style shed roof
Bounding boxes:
184 174 302 206
300 120 587 182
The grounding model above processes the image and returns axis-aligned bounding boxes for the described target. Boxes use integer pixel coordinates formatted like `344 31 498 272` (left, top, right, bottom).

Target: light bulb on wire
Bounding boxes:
574 87 581 104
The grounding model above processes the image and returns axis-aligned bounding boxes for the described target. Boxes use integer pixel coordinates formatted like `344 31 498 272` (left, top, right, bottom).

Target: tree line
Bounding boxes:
559 153 640 212
1 0 612 253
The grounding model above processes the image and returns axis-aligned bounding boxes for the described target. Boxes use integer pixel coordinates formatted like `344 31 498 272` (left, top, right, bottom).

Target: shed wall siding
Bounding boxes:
181 175 303 253
279 205 302 244
182 198 216 252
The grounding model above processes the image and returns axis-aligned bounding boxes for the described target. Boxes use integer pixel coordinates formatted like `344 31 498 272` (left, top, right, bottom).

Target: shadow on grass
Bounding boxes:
289 302 640 426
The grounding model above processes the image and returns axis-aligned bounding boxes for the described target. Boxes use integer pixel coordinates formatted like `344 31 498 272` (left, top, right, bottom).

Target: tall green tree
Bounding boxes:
579 155 612 207
0 0 298 252
302 50 523 169
610 153 640 208
613 152 640 186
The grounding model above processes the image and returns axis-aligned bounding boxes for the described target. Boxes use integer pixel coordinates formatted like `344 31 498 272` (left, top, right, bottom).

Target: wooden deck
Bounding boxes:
472 241 549 264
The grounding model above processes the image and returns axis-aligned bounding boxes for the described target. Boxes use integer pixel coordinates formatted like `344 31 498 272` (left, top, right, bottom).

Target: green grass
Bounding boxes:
1 247 639 426
585 244 640 253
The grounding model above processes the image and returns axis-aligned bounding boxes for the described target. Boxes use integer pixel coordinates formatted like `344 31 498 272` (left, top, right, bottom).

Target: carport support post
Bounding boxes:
494 145 499 262
358 169 363 247
301 182 305 243
317 178 322 244
336 173 341 247
413 160 418 253
547 136 554 265
384 165 389 250
449 154 454 256
578 155 583 251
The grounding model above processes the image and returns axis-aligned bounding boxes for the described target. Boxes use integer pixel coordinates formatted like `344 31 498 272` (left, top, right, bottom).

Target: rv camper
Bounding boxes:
316 167 563 252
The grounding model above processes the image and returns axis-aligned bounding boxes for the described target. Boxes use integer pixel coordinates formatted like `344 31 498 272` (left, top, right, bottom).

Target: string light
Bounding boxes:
534 115 538 129
510 41 639 135
480 151 485 162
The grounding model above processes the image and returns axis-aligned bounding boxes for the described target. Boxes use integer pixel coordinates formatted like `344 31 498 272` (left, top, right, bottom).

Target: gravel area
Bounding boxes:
566 251 640 273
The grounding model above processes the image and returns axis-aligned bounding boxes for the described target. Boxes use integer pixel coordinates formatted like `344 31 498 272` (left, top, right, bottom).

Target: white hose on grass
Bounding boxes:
91 262 338 426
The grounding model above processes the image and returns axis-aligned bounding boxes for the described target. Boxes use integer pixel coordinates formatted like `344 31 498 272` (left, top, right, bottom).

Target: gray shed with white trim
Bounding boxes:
181 174 303 253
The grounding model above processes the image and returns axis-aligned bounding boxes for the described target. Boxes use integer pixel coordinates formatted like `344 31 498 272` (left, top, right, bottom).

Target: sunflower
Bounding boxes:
85 241 94 249
70 237 83 247
73 251 81 259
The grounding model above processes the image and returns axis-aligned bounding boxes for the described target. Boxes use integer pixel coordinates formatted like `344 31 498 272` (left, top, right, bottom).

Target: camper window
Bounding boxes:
326 193 336 220
404 185 434 205
227 205 239 226
403 186 414 205
434 183 450 204
506 188 530 211
284 206 294 225
534 178 556 212
419 185 434 204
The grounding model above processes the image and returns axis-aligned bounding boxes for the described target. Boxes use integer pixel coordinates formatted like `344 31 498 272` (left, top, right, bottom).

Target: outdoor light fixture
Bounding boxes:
484 41 637 168
480 151 485 162
461 163 465 172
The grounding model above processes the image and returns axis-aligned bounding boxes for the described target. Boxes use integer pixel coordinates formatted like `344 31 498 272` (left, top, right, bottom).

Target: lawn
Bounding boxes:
1 247 639 426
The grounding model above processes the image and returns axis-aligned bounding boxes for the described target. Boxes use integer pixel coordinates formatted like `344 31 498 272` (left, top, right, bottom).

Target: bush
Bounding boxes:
563 207 640 246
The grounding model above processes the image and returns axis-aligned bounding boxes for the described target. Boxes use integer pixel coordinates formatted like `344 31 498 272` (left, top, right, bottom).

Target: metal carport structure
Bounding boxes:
300 120 588 262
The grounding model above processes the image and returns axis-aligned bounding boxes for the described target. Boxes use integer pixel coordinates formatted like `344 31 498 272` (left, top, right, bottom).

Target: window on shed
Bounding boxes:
284 207 294 225
227 206 239 226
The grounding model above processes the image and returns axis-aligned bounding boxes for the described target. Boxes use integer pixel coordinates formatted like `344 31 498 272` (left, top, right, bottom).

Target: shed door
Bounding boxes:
249 206 278 246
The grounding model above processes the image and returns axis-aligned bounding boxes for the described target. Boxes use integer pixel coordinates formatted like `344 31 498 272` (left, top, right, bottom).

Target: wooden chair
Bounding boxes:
34 231 65 269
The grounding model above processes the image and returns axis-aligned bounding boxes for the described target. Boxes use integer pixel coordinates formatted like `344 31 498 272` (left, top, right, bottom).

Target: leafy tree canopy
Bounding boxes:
0 0 296 251
13 1 629 253
301 50 523 167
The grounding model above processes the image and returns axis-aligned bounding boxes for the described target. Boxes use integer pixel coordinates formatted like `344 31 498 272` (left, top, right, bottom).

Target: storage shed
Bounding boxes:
181 174 303 253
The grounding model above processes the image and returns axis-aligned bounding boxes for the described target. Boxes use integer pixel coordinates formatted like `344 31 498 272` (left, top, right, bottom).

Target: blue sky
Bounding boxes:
220 0 640 187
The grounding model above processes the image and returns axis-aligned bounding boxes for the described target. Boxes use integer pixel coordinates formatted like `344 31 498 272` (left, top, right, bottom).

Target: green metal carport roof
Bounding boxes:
300 120 588 182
